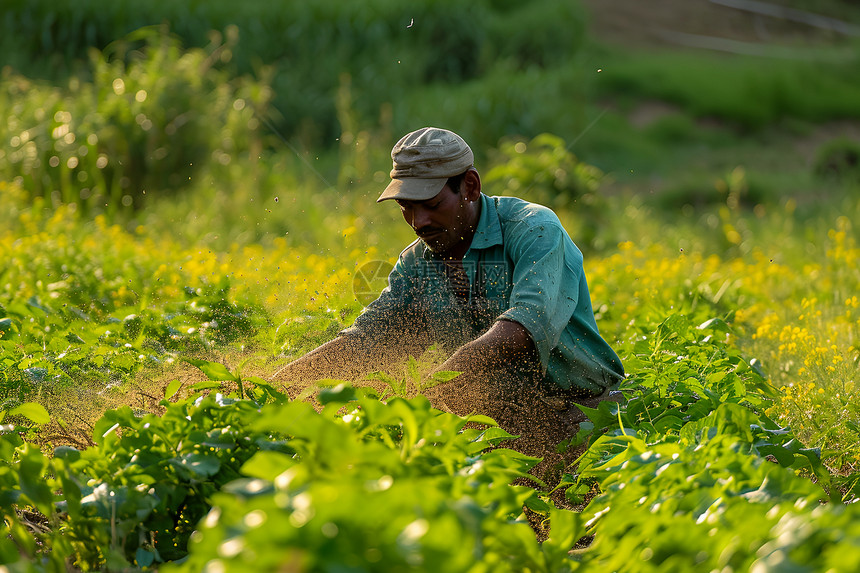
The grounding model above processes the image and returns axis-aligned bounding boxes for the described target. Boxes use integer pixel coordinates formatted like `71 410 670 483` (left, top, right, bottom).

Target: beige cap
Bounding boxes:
377 127 474 202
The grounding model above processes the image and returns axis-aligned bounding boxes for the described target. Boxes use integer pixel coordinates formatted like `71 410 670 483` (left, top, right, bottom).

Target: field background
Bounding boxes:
1 0 860 570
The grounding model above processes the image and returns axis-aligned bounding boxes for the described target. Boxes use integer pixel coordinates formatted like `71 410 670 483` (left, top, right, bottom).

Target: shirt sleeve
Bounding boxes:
498 221 580 371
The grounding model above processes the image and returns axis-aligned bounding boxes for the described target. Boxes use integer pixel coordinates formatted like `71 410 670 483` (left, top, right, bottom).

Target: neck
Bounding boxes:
437 196 482 261
437 232 474 261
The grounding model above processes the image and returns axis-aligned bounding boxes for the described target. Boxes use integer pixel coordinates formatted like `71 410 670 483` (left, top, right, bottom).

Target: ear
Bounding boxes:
463 168 481 201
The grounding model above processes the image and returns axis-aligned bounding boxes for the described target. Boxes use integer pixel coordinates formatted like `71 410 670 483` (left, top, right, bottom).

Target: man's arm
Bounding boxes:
272 334 418 386
272 336 364 384
272 326 426 386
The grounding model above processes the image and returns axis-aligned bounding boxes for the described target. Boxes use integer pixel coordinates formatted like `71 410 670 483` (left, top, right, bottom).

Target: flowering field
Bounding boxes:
2 159 859 569
593 220 860 467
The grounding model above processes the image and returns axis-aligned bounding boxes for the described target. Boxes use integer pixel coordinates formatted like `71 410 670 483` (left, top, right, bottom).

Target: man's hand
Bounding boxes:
433 319 538 382
421 319 539 416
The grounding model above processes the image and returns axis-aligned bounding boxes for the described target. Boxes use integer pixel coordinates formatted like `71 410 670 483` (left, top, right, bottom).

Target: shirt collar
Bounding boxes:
469 193 503 250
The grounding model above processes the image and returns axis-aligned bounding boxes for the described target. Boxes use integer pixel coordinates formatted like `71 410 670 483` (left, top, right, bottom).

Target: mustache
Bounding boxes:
416 226 445 237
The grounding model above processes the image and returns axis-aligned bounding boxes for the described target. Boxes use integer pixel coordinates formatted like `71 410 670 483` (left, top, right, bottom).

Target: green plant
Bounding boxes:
0 365 287 570
524 313 860 570
484 133 606 246
575 432 860 571
170 387 561 572
0 26 271 214
1 364 585 571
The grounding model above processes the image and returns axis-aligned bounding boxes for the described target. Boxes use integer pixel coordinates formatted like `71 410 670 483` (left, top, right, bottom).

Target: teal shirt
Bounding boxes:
342 193 624 395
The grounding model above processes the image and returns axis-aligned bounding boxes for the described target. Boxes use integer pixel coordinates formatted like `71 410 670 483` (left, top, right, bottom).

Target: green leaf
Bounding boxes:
576 401 621 429
92 416 119 445
65 332 85 344
543 508 584 554
565 483 591 505
245 375 288 402
10 403 50 425
476 426 517 446
431 370 461 383
318 383 357 405
523 494 553 513
0 317 13 337
748 357 767 378
175 453 221 477
757 444 795 466
190 381 222 391
406 355 419 383
222 478 275 498
106 549 131 572
241 450 296 481
53 445 81 462
18 444 53 516
135 547 155 568
244 375 277 390
164 378 182 400
366 370 404 394
697 317 731 332
185 358 237 381
26 296 51 315
461 414 499 427
653 413 685 433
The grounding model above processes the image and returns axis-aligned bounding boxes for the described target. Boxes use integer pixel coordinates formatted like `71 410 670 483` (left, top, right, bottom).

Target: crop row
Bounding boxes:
3 309 859 571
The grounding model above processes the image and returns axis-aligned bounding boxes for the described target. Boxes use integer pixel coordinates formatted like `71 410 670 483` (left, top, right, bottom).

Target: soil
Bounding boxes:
38 361 211 449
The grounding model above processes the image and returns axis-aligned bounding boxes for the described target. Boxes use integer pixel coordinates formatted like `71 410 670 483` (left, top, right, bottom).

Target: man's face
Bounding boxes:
395 184 477 258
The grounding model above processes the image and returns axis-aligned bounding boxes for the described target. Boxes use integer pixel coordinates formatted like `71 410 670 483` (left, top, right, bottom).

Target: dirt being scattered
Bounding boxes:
37 361 211 449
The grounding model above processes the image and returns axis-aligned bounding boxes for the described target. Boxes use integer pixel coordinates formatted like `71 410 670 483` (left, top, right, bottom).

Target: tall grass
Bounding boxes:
0 0 588 148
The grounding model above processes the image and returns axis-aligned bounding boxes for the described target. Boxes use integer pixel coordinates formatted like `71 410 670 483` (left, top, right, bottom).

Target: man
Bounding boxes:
273 127 624 460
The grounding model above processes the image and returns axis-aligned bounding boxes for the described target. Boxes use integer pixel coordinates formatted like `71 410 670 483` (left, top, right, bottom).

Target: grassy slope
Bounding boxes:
576 0 860 200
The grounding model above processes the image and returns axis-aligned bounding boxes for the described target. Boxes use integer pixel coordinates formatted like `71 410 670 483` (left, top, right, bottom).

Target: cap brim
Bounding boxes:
377 177 448 203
